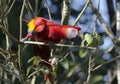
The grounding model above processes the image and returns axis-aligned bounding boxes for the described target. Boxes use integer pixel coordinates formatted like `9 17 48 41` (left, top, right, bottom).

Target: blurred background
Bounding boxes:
0 0 117 84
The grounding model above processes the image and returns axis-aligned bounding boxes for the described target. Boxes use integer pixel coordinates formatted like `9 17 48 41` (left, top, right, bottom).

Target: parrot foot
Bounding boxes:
20 37 28 42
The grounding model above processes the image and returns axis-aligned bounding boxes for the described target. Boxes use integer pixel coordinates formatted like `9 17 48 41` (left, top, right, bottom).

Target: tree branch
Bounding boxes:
18 0 26 83
73 0 90 26
23 41 97 49
61 0 70 25
0 0 15 21
92 56 120 71
89 1 116 41
0 25 20 43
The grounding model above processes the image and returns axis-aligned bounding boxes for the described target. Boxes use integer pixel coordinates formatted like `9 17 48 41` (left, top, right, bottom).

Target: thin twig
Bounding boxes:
92 56 120 71
4 16 11 60
59 52 69 62
35 0 38 16
0 25 20 43
3 16 10 51
27 69 43 78
45 0 52 20
116 1 120 84
18 0 26 83
37 0 46 16
0 47 9 59
73 0 90 26
84 55 92 84
25 0 34 18
0 0 19 47
89 1 115 41
19 0 26 40
0 0 15 21
93 0 100 34
23 41 97 49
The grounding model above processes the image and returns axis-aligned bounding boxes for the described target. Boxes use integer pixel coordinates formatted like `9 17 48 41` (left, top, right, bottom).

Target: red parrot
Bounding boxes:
25 17 81 43
23 17 81 83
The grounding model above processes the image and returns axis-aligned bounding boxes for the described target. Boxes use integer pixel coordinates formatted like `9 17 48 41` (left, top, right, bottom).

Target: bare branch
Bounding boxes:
61 0 70 25
0 47 9 59
92 56 120 71
18 0 26 83
116 1 120 84
19 0 26 40
23 41 97 49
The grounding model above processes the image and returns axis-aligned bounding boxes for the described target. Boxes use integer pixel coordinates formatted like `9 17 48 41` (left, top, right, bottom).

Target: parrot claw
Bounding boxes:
20 37 28 42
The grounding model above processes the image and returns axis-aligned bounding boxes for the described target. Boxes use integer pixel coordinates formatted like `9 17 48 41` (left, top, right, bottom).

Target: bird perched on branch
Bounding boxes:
24 17 81 43
22 17 81 83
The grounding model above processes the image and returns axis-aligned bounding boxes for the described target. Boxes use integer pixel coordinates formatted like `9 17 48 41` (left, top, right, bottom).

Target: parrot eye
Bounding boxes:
71 29 76 32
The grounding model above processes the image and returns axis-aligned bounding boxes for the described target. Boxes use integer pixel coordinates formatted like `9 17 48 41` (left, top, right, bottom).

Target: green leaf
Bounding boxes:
5 66 13 74
84 34 94 46
91 75 103 84
26 65 33 76
79 48 89 58
28 56 41 66
60 60 69 70
91 38 98 47
43 69 49 74
83 33 103 47
31 76 36 84
28 56 36 63
33 57 41 66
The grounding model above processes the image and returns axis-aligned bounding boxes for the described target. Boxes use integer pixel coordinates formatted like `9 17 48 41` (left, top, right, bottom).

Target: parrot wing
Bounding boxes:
35 23 45 33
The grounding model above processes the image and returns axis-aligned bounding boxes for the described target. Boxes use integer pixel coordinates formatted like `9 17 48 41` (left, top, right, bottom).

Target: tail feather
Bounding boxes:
34 45 53 84
34 45 51 60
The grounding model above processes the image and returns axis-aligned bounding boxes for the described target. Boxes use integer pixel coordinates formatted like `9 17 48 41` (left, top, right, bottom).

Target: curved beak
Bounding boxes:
72 30 84 42
70 35 79 42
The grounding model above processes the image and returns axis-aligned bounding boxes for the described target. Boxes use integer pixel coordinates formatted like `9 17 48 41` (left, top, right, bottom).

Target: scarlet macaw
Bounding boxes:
23 17 81 83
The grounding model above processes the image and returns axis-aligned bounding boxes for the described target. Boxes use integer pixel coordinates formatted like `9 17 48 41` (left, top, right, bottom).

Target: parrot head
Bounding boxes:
65 27 80 41
24 17 46 39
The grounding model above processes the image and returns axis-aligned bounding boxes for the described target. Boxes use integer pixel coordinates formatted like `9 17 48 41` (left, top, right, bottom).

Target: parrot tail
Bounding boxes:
34 45 53 84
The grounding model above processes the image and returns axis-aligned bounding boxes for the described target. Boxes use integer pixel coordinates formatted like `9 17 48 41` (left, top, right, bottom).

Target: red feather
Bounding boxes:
27 17 81 43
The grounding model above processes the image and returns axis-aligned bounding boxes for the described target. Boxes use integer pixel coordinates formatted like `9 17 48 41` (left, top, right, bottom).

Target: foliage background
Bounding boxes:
0 0 117 84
